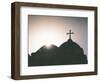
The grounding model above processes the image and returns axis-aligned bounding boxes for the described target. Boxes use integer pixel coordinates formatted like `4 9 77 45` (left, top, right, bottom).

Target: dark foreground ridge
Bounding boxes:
28 38 87 66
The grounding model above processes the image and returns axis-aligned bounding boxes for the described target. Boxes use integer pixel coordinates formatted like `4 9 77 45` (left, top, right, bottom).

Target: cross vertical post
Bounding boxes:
67 30 74 39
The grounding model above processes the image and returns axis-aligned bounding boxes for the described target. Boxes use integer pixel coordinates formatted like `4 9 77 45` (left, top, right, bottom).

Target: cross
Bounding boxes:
67 30 74 39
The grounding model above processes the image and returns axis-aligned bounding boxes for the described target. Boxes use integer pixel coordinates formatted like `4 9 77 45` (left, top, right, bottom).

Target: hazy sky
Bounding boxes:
28 15 88 55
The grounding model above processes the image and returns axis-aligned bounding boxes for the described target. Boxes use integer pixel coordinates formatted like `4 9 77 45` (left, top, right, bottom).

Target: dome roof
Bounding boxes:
60 39 81 49
60 39 84 55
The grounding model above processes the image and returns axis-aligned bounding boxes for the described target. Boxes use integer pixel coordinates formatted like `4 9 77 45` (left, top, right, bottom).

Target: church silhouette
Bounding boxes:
28 30 88 66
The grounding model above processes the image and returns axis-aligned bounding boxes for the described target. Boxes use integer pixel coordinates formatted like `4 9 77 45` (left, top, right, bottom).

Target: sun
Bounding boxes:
29 19 67 54
29 26 63 53
45 44 52 48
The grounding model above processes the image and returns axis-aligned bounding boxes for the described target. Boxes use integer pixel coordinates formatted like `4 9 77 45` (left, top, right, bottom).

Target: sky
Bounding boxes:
28 15 88 55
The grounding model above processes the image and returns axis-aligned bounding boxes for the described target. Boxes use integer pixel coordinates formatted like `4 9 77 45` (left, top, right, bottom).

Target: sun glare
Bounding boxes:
45 44 52 48
29 26 63 53
39 27 58 46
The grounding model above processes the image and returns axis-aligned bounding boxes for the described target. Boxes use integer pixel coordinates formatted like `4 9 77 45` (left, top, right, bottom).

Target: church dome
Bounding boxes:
60 39 81 49
60 38 84 55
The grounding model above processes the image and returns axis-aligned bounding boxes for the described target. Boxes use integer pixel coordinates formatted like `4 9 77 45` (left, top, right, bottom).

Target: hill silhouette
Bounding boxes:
28 30 88 66
35 44 58 55
28 39 87 66
28 44 61 66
